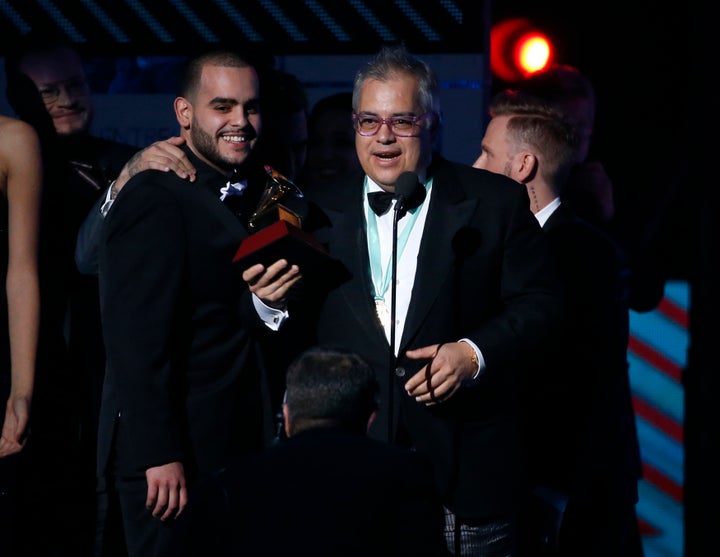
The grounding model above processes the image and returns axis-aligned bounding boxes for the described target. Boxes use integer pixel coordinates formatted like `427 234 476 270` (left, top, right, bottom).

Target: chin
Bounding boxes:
55 120 90 137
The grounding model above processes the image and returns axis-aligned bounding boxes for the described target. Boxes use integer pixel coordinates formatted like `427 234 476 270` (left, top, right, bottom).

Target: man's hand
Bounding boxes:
115 136 196 194
145 461 188 521
243 259 302 309
404 342 477 405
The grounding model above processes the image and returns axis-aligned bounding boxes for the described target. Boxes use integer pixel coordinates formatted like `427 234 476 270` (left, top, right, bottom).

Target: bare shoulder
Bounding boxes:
0 115 41 152
0 115 42 196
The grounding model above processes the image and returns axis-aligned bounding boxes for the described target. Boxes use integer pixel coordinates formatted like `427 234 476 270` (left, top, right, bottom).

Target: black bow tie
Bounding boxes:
367 188 425 216
367 191 396 216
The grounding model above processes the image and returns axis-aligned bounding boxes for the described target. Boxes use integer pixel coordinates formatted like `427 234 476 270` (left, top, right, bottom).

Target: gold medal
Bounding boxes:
374 298 390 331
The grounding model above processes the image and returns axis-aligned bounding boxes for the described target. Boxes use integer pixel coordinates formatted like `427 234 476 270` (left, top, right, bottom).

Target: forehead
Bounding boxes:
196 64 259 100
357 75 420 112
18 48 85 83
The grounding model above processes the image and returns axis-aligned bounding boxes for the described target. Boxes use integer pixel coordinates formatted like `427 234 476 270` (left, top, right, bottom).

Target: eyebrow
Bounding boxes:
357 110 417 117
209 96 260 107
208 97 239 105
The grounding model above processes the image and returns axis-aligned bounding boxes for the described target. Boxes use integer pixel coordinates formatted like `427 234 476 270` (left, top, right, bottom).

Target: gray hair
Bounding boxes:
352 44 440 119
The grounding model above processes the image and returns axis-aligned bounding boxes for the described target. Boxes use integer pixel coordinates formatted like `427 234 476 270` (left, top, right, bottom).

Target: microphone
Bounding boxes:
387 170 424 441
394 171 425 218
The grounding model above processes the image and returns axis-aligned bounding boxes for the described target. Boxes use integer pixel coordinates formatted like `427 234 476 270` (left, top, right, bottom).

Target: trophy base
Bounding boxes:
233 220 345 282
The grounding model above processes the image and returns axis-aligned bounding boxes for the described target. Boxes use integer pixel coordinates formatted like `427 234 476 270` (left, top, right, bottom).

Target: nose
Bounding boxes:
55 84 78 105
376 120 396 142
55 85 72 104
230 106 253 128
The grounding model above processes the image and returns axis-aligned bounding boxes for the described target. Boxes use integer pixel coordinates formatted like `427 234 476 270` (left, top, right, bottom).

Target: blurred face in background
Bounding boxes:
263 107 307 181
305 105 360 186
19 47 93 136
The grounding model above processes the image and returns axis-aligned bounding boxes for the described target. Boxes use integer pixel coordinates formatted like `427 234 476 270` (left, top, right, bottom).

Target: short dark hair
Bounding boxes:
178 49 256 100
260 68 308 117
519 63 596 107
307 91 353 129
4 28 81 79
284 346 379 434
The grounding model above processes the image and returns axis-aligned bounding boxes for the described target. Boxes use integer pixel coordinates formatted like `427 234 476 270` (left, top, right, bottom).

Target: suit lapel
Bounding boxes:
329 179 389 349
400 161 477 350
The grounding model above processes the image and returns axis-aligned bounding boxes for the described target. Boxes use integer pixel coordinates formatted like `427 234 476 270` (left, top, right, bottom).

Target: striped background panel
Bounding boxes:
0 0 485 56
629 280 687 557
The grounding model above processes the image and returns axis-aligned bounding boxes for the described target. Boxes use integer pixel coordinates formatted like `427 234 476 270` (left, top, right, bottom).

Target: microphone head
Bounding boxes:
395 171 420 198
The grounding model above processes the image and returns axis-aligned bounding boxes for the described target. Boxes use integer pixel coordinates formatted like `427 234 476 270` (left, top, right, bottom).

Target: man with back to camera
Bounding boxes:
96 48 302 556
188 345 447 556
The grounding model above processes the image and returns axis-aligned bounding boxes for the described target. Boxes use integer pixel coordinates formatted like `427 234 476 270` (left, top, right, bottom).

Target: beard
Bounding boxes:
190 117 237 173
190 116 256 170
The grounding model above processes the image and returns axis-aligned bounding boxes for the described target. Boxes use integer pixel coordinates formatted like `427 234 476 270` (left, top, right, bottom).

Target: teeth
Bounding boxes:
222 135 246 143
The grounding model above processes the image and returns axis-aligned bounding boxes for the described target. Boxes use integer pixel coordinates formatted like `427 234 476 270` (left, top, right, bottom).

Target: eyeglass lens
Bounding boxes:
38 78 89 103
353 113 430 137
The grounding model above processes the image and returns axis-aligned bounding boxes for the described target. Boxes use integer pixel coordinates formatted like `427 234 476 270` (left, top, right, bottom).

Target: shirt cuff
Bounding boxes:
252 294 289 331
458 338 485 386
100 183 115 217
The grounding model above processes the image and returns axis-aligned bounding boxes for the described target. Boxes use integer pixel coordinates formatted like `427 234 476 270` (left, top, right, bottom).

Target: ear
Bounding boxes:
282 404 291 437
514 152 538 183
366 411 377 434
174 96 192 130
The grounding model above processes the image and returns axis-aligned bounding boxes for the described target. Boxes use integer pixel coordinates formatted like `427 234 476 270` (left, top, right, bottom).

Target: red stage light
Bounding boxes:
490 18 554 82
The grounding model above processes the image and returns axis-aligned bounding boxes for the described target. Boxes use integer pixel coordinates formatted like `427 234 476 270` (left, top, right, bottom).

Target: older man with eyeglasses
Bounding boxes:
298 44 564 556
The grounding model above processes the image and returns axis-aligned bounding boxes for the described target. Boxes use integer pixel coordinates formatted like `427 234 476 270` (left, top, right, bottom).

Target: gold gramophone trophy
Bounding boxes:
233 166 341 280
246 165 306 232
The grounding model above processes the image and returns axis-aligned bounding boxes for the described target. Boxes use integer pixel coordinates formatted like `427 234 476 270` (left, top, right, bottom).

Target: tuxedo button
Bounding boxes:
395 366 406 378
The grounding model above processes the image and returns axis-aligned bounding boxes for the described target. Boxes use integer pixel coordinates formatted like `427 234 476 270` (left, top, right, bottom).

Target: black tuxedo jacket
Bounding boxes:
187 427 447 556
527 203 642 503
303 156 564 519
97 147 275 480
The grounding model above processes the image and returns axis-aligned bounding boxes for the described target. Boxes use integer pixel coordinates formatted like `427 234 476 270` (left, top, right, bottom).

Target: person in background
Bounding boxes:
0 114 42 557
473 89 643 557
302 44 563 556
298 91 361 191
3 30 140 556
4 31 200 556
97 48 302 557
516 64 609 224
253 67 309 182
189 345 447 556
517 63 665 312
